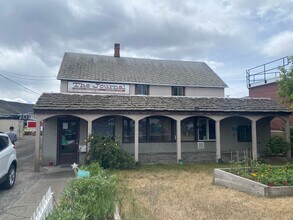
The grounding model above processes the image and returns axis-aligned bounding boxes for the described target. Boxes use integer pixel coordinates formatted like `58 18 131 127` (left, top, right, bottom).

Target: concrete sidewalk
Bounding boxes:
0 166 74 220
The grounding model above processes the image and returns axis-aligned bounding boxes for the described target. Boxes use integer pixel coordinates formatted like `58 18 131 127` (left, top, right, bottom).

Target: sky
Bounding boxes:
0 0 293 104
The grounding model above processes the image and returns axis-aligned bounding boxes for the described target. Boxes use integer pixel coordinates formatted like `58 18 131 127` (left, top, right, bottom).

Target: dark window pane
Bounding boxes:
237 125 252 142
172 86 185 96
123 118 134 143
93 117 115 138
181 118 195 141
0 136 8 151
136 85 149 95
198 118 207 140
139 118 147 142
139 117 175 142
209 120 216 139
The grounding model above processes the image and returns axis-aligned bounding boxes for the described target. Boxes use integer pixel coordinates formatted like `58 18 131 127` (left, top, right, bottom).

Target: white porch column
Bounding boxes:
134 119 139 162
87 120 92 137
285 119 291 158
251 119 257 160
176 119 182 162
34 119 41 172
215 120 221 162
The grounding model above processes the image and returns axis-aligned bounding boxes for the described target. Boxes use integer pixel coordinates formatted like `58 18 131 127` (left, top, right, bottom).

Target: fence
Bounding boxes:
30 187 53 220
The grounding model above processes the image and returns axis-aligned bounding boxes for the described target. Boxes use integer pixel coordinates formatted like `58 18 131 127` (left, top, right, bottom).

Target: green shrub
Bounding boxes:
47 170 117 220
80 162 104 176
265 136 291 156
86 134 136 170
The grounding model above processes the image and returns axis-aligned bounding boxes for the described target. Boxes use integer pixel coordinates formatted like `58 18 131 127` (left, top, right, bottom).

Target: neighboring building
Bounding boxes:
0 119 24 139
34 44 291 169
247 56 293 132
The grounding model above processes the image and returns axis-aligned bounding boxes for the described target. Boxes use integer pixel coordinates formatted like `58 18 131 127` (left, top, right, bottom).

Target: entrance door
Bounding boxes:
58 118 79 164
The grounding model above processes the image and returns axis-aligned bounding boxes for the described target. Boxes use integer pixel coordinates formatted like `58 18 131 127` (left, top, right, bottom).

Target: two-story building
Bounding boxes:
34 44 291 170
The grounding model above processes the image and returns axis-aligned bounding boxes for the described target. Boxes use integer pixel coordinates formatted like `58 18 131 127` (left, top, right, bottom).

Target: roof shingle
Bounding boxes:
34 93 291 114
57 52 228 88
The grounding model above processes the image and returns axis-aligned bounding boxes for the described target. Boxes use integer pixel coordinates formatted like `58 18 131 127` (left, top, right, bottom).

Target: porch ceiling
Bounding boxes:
34 93 291 116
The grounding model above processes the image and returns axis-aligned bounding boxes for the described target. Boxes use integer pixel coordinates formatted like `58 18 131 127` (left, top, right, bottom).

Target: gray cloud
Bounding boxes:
0 0 292 102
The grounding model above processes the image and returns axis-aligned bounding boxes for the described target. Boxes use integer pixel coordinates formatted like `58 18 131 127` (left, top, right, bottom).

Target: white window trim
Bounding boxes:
197 118 216 141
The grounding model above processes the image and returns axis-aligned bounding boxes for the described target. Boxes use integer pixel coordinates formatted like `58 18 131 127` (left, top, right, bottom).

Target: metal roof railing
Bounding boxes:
246 56 290 88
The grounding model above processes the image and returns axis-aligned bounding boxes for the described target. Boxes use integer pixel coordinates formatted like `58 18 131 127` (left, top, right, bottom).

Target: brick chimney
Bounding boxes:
114 43 120 58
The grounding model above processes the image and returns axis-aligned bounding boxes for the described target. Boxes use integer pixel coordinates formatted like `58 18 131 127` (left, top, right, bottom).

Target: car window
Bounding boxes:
0 136 9 151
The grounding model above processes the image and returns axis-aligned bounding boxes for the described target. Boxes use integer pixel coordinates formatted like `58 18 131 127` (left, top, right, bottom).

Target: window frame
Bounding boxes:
122 117 134 143
171 86 185 96
181 118 196 142
237 125 252 142
92 116 115 139
197 118 216 141
135 84 149 95
139 116 176 143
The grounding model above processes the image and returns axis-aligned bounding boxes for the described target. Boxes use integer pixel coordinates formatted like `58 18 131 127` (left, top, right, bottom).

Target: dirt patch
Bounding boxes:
117 164 293 220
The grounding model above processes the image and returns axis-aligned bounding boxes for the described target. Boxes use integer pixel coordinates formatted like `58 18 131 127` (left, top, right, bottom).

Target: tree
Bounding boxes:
278 56 293 110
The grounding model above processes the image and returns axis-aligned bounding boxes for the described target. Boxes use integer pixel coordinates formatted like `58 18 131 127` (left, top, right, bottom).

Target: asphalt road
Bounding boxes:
0 135 43 215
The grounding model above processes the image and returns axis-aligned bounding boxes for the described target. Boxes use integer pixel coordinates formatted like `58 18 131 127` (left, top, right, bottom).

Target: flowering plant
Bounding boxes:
229 161 293 187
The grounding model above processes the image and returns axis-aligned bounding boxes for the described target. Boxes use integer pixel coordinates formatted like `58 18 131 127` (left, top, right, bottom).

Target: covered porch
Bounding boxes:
33 94 291 171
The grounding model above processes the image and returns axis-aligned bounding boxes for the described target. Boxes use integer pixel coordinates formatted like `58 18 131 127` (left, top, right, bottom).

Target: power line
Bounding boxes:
0 73 40 95
0 69 56 80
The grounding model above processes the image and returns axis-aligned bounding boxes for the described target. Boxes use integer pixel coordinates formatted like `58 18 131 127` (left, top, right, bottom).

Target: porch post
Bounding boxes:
134 119 139 162
87 120 92 137
176 119 182 162
215 120 221 162
285 119 291 158
251 119 257 160
34 119 41 172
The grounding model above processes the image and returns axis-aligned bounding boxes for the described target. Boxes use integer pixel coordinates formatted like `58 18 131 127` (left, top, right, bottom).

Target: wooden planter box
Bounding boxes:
214 168 293 197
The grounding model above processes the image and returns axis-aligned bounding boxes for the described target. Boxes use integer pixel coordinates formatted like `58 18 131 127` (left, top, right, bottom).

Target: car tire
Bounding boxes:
3 165 16 189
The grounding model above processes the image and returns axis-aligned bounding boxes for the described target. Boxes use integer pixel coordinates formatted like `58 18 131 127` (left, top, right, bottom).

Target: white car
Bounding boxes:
0 132 17 189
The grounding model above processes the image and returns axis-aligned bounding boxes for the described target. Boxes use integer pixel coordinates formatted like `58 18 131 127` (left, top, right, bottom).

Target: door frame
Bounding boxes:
57 117 80 165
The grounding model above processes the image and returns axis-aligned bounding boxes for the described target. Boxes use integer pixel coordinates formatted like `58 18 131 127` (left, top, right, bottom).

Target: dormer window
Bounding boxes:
172 86 185 96
135 84 149 95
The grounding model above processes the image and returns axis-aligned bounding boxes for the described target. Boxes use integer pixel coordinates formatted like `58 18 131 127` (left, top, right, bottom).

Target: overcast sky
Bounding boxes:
0 0 292 104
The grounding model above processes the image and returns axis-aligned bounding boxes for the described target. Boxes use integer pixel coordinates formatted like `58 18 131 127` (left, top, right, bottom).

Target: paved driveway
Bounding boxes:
0 135 42 215
0 135 74 219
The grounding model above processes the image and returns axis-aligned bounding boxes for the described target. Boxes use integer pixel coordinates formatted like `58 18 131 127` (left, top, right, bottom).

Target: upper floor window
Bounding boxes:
135 84 149 95
172 86 185 96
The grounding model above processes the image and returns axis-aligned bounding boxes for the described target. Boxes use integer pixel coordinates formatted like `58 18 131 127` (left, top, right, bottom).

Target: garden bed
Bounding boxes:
214 168 293 197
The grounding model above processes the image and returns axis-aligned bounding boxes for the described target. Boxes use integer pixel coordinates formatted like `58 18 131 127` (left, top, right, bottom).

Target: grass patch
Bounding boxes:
116 163 293 220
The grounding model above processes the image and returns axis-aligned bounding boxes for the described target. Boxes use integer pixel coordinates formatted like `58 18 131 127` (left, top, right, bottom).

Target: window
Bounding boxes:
139 117 176 142
181 118 195 141
92 116 115 138
197 118 216 141
0 136 9 151
123 118 134 143
237 125 252 142
135 84 149 95
172 86 185 96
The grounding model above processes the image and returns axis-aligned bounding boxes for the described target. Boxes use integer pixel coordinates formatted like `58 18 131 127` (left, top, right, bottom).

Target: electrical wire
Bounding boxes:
0 69 56 80
0 73 40 95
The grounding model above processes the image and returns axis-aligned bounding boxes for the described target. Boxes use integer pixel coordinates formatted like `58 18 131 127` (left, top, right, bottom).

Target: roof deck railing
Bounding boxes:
246 56 290 88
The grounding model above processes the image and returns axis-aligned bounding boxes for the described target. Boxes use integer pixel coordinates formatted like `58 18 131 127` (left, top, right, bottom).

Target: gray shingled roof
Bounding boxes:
57 52 228 87
34 93 291 114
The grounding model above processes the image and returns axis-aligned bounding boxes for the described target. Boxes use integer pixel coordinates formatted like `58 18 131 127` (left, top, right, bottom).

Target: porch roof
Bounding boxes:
34 93 291 115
